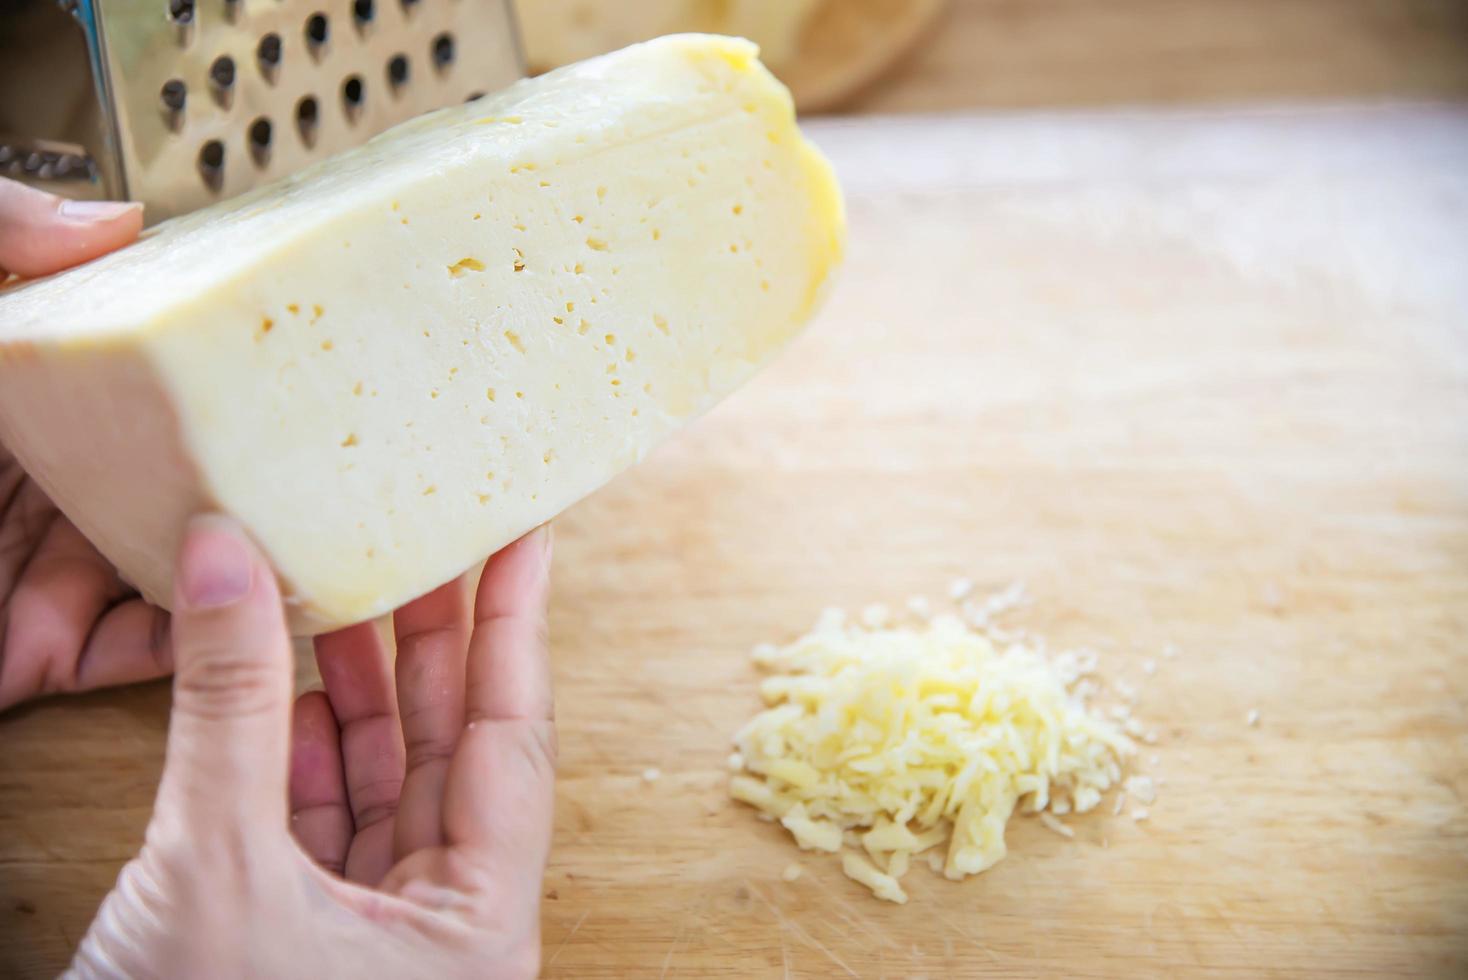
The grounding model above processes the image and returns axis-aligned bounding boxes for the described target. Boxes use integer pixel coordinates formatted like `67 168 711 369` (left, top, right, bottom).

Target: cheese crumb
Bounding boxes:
947 577 974 601
905 595 933 620
841 852 908 904
1246 708 1261 727
1123 775 1156 805
1131 808 1150 822
641 767 661 783
860 603 891 629
1038 812 1075 839
1141 659 1158 676
727 752 745 772
729 604 1134 902
781 863 803 882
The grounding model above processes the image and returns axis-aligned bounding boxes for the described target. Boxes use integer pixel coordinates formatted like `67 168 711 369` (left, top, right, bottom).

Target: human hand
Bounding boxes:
0 178 160 711
0 176 142 280
69 516 556 979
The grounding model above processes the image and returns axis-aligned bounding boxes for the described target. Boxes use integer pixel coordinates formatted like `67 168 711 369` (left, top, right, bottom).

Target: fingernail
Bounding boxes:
180 515 254 608
57 199 143 222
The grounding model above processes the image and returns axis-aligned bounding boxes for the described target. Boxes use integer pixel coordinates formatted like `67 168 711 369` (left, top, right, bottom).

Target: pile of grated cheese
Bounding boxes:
728 599 1136 903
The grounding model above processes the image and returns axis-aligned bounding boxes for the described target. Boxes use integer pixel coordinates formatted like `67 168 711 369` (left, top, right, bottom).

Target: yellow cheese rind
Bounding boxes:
730 608 1134 902
0 35 844 634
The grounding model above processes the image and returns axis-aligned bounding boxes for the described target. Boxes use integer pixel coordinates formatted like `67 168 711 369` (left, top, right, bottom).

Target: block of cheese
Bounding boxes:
516 0 824 74
0 34 844 635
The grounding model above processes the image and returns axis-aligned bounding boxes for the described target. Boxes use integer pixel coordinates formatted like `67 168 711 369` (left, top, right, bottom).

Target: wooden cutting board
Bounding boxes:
2 105 1466 977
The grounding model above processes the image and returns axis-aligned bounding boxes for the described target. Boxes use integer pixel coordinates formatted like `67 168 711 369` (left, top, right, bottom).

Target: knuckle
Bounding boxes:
349 781 401 828
514 720 558 778
403 730 456 771
173 645 281 719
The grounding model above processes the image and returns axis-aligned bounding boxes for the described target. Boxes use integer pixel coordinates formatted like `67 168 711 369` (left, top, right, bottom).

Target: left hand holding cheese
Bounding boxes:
70 516 555 979
0 179 170 711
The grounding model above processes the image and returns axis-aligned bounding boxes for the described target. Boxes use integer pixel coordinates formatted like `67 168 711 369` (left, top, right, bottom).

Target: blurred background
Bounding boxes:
515 0 1468 114
3 3 1467 977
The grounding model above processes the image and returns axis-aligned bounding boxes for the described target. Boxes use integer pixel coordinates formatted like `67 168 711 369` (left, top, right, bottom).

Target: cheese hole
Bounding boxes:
448 257 484 277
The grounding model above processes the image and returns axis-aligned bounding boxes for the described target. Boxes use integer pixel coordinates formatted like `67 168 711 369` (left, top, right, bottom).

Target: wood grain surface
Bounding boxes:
3 104 1467 977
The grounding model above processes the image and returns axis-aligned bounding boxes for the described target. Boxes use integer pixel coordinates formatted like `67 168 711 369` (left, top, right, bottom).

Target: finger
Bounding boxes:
391 576 472 859
154 515 293 834
74 598 173 692
315 621 404 884
444 526 556 897
290 691 352 875
465 526 554 724
0 178 141 279
0 516 133 710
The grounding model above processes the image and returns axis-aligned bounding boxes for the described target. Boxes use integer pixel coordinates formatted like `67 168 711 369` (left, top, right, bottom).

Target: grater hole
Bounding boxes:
210 55 235 90
352 0 374 27
342 75 366 122
305 13 329 55
432 32 455 70
249 117 272 166
168 0 194 24
160 79 187 115
296 96 320 146
257 33 282 77
387 54 410 91
198 140 224 190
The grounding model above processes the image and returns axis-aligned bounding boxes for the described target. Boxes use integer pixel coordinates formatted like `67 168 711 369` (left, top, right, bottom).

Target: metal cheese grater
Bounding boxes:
0 0 523 223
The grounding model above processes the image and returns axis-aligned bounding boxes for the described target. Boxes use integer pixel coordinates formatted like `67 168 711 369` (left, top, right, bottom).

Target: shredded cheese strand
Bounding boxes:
730 608 1135 902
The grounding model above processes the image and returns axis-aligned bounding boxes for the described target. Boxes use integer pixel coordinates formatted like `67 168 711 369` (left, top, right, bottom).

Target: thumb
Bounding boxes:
154 515 294 831
0 177 142 278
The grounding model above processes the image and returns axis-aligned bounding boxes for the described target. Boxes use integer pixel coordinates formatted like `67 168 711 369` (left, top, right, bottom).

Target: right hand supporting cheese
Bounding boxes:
0 34 844 635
